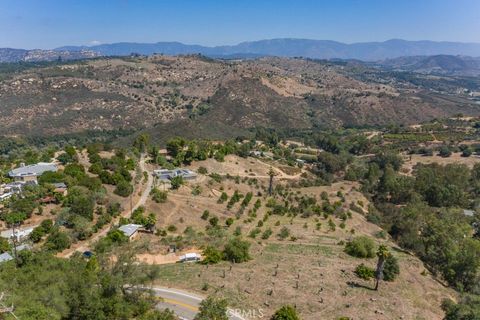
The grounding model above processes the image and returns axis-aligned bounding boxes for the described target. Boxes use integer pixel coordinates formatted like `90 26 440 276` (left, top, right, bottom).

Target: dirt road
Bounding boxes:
59 154 153 257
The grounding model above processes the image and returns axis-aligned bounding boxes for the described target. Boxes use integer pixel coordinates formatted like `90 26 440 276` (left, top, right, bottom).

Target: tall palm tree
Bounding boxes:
374 245 390 290
268 167 276 196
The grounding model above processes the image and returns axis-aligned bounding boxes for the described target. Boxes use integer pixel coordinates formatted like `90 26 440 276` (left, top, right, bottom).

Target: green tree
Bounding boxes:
44 229 71 252
170 176 184 190
223 238 251 263
0 237 10 253
194 296 228 320
271 305 301 320
383 254 400 281
114 180 133 197
202 246 223 264
442 295 480 320
345 236 376 258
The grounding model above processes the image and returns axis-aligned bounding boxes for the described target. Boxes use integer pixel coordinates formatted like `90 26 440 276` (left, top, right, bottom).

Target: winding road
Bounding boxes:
150 287 247 320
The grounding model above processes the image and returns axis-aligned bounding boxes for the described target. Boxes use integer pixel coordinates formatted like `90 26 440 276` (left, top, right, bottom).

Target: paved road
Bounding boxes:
151 287 247 320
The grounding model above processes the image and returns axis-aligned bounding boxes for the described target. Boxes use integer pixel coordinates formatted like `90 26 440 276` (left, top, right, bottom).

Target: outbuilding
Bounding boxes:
118 224 143 241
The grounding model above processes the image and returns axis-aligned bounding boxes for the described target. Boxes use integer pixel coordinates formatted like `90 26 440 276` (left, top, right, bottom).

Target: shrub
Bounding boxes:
261 228 273 239
208 216 219 227
194 296 228 320
354 263 375 280
225 217 234 227
223 238 251 263
114 180 133 197
438 146 452 158
218 192 228 204
271 305 300 320
345 236 376 258
44 229 71 252
151 188 168 203
383 255 400 281
167 225 177 232
170 176 184 190
201 210 210 220
278 227 290 240
197 166 208 174
202 246 223 264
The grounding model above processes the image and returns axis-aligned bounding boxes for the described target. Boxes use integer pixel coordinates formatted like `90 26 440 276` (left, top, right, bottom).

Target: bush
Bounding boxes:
114 180 133 197
278 227 290 240
271 305 300 320
44 229 71 252
201 210 210 220
223 238 251 263
194 296 228 320
345 236 376 258
383 255 400 281
438 146 452 158
202 246 223 264
170 176 184 190
261 228 273 239
354 263 375 280
217 192 228 204
151 188 168 203
442 295 480 320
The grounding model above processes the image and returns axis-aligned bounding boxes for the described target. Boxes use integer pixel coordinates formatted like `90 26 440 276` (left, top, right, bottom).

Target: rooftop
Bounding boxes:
0 252 13 263
118 224 142 237
8 162 58 178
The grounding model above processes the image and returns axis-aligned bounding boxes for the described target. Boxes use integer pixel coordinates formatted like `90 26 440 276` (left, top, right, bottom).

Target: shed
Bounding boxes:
118 224 142 240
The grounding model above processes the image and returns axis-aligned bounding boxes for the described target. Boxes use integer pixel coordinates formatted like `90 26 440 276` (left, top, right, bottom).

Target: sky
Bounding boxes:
1 0 480 49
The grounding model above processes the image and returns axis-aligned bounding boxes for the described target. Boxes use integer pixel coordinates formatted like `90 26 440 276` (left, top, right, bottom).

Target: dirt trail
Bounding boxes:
58 154 153 257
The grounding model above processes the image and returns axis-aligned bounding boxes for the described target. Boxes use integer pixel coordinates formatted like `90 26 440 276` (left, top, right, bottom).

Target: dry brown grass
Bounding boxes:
402 152 480 174
141 155 456 320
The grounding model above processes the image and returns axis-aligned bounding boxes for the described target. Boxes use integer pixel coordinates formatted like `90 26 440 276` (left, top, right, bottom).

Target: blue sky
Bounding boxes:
1 0 480 49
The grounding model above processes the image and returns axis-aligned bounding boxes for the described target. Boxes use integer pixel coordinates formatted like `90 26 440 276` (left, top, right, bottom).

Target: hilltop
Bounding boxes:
0 55 479 140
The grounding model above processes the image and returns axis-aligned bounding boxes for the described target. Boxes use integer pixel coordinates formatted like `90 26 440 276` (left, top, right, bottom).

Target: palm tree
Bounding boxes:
374 245 390 290
268 167 276 196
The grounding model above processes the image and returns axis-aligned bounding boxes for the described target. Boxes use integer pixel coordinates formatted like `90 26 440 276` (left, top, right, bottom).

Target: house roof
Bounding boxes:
463 209 476 217
0 227 34 239
0 252 13 263
118 224 142 237
8 162 57 178
52 182 67 189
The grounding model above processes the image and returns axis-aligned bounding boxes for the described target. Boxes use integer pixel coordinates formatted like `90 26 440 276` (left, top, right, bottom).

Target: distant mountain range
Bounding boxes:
55 39 480 61
376 54 480 76
1 39 480 63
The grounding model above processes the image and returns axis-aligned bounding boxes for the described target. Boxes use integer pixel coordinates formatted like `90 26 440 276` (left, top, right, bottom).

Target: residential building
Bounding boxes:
118 224 142 240
8 162 58 182
0 252 13 264
0 226 35 243
153 168 197 181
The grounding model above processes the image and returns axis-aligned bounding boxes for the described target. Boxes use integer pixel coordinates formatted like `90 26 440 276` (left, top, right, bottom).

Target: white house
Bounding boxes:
8 162 58 182
0 227 35 242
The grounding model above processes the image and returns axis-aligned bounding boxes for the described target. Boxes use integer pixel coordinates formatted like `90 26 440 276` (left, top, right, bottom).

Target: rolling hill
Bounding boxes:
0 55 479 140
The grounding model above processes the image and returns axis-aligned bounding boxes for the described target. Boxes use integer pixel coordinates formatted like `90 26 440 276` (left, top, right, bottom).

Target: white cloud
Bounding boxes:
89 40 102 46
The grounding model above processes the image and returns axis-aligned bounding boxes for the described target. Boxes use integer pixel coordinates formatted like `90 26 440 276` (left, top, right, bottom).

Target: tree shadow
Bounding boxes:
346 281 375 291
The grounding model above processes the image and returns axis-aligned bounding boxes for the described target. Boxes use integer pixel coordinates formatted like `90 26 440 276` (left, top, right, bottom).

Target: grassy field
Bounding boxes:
136 154 456 320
